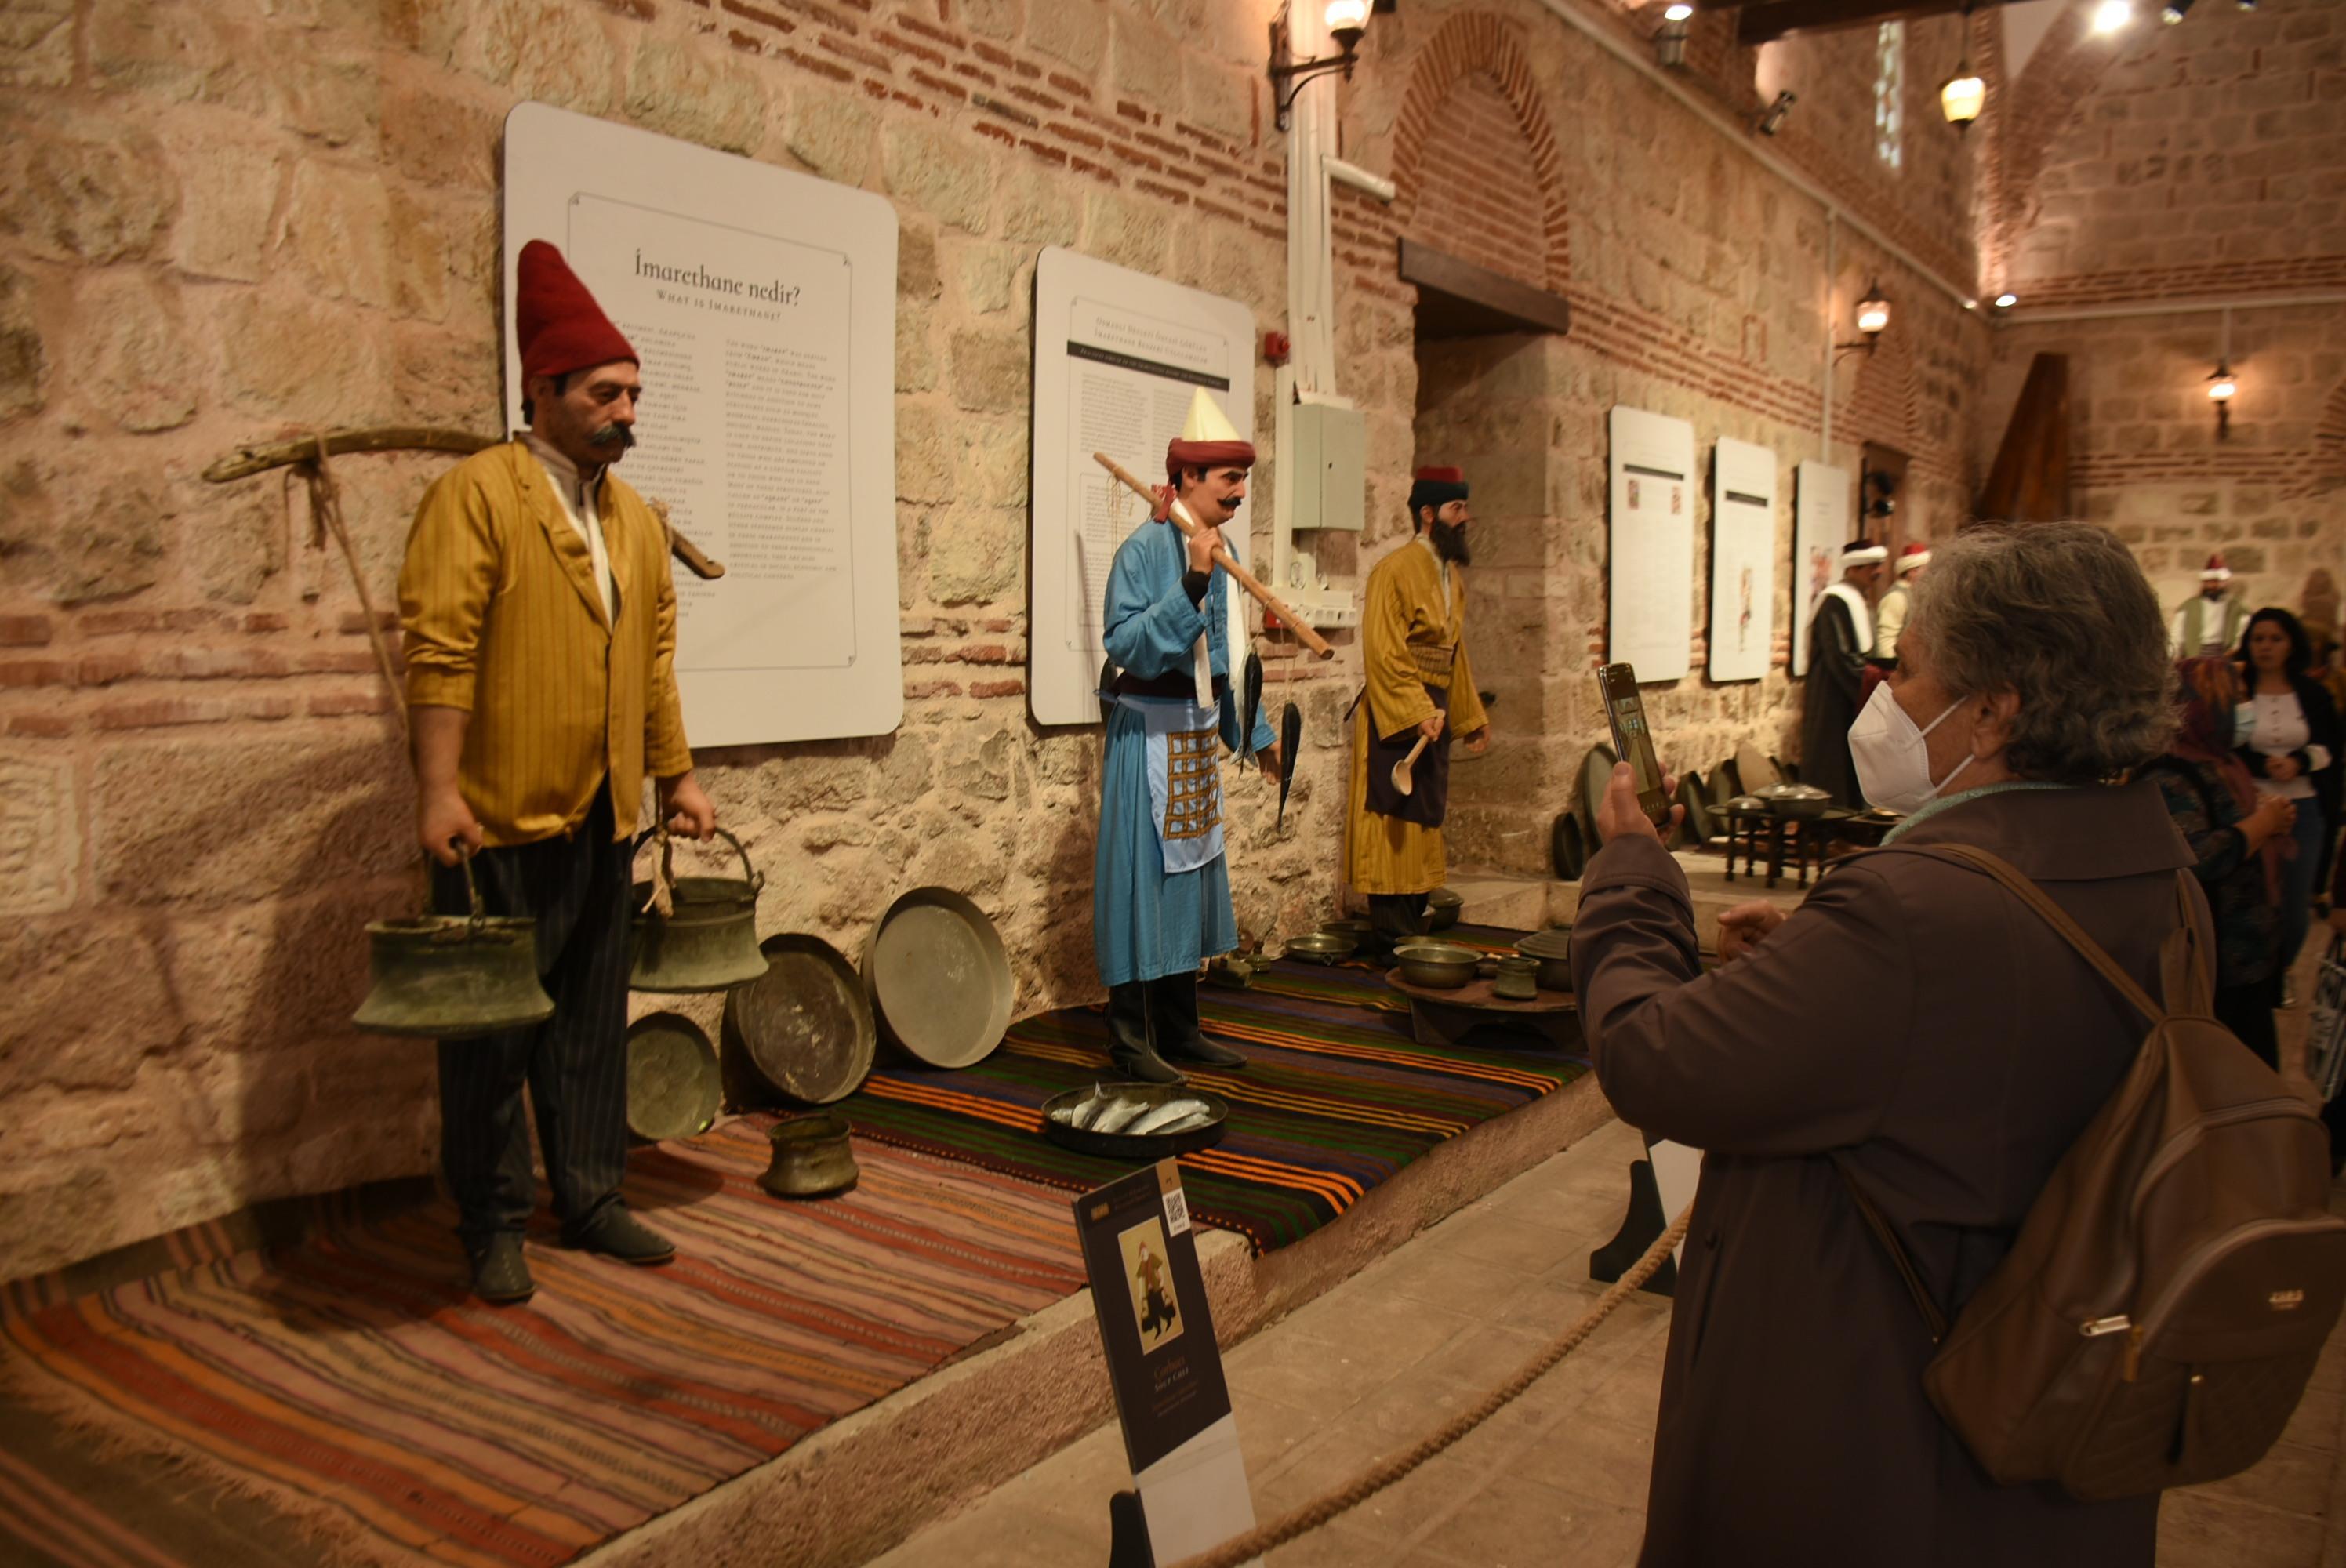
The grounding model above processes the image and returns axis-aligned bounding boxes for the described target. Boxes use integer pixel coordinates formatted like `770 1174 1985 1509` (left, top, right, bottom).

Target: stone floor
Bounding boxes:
870 1115 2346 1568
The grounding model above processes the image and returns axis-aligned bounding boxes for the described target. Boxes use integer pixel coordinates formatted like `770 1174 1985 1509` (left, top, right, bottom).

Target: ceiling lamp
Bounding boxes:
1269 0 1375 132
2092 0 2134 33
1994 292 2018 308
2162 0 2194 19
1941 60 1985 129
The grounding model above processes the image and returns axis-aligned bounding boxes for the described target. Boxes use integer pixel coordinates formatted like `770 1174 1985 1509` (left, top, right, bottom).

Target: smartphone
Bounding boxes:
1599 662 1672 828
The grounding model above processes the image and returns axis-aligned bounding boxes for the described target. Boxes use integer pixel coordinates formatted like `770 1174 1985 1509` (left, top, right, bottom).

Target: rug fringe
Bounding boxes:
0 1352 413 1568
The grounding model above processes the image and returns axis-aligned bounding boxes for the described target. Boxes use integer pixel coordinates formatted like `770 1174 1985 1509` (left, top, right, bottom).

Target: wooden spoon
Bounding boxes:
1391 734 1433 797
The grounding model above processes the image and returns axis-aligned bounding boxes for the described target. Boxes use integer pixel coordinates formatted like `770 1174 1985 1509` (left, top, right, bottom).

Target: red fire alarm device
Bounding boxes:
1262 331 1291 366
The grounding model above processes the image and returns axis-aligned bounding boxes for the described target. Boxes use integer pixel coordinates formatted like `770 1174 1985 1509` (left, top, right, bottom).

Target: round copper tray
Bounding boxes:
865 887 1014 1069
1040 1082 1230 1160
1382 968 1578 1014
723 933 877 1105
626 1011 721 1142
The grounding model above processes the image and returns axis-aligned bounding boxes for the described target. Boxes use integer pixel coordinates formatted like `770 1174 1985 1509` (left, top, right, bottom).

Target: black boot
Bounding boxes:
1106 980 1183 1084
1147 972 1247 1069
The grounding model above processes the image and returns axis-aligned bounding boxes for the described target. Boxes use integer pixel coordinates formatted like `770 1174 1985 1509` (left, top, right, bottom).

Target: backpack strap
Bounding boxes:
1858 842 2167 1026
1829 840 2185 1345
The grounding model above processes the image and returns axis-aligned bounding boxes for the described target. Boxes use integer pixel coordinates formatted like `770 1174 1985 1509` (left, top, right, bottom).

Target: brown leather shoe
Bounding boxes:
469 1234 534 1305
563 1209 676 1265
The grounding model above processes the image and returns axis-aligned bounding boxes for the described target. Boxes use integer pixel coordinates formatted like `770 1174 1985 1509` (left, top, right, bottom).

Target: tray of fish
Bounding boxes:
1040 1081 1231 1160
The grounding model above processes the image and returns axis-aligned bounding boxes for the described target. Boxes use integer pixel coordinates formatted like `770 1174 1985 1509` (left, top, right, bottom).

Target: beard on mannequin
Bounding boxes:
1429 516 1471 565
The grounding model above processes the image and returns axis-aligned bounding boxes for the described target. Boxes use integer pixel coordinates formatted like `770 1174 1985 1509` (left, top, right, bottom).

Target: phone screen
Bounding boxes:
1600 664 1671 826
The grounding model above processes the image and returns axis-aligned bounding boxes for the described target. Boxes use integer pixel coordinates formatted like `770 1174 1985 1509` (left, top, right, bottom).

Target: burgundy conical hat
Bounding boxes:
517 240 636 382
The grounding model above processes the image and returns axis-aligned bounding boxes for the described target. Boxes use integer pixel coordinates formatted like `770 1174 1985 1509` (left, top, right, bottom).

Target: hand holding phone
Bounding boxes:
1599 662 1672 829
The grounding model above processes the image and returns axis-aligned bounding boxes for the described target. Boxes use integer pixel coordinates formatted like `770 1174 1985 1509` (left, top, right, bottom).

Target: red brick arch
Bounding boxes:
1390 13 1570 293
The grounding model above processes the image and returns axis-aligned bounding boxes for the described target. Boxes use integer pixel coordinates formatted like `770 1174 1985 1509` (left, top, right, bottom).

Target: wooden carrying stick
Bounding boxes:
1091 452 1336 661
205 425 728 581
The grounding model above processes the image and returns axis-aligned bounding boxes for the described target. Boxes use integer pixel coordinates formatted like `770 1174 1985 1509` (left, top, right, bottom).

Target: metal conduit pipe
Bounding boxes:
1531 0 1979 309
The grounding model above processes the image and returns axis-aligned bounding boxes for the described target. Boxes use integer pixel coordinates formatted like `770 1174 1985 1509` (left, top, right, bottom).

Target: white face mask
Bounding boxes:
1848 681 1972 814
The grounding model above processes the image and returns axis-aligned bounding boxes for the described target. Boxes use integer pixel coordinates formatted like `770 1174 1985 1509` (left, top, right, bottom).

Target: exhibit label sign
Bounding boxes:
1707 439 1778 684
1030 248 1256 728
1607 407 1698 683
1076 1161 1255 1563
1791 461 1853 680
503 102 902 746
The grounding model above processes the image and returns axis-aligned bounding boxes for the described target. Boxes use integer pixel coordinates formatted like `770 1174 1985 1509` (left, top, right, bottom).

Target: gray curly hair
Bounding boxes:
1903 521 2176 782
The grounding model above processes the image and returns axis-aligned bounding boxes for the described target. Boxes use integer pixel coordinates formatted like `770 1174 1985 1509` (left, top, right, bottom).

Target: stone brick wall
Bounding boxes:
0 0 1993 1276
1999 0 2346 309
1979 0 2346 644
1351 2 1992 873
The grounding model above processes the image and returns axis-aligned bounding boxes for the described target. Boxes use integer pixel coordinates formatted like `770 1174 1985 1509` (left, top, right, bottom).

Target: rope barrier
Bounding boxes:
1167 1203 1694 1568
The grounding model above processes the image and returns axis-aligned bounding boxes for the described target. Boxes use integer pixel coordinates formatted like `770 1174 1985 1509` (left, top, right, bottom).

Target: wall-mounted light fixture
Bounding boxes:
1654 2 1692 69
2162 0 2195 20
1993 292 2018 309
1835 278 1891 360
2207 361 2237 438
1756 90 1796 136
1269 0 1373 132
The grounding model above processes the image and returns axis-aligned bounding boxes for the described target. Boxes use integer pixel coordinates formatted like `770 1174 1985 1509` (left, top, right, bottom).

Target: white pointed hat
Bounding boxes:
1166 387 1254 481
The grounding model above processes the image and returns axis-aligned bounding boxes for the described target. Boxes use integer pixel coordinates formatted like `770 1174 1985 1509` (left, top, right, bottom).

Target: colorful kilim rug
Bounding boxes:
0 1130 1084 1568
841 927 1585 1254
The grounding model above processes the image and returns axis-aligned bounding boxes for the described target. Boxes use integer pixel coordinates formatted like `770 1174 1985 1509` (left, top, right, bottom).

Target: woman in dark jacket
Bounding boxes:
1571 523 2195 1567
2143 655 2293 1068
2235 606 2341 986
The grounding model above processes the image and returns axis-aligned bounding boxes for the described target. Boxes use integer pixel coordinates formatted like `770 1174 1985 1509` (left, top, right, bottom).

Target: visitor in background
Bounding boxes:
2235 606 2339 996
2142 657 2289 1069
2298 568 2346 905
1572 522 2189 1566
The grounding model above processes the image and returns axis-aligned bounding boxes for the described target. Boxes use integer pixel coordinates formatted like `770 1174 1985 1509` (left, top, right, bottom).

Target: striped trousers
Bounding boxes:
431 786 634 1253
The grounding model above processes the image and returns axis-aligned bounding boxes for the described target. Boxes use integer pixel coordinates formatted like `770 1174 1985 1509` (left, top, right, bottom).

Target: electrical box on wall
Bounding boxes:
1290 404 1366 532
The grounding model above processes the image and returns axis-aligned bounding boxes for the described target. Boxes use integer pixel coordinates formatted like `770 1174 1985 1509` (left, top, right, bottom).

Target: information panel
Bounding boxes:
503 102 901 746
1607 406 1698 682
1030 248 1256 728
1707 439 1778 684
1792 461 1854 679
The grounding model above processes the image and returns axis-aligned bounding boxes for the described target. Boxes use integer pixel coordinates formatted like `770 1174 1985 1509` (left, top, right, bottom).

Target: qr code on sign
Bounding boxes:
1162 1186 1191 1236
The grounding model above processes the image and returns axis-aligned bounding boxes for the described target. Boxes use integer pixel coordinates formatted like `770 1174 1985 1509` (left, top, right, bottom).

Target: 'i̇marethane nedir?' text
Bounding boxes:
634 250 804 306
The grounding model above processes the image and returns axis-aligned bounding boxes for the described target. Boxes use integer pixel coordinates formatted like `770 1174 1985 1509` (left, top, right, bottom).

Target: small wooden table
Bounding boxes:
1382 970 1582 1052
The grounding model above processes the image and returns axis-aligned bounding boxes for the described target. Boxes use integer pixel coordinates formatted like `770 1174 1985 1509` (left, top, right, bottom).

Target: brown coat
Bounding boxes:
1571 783 2207 1566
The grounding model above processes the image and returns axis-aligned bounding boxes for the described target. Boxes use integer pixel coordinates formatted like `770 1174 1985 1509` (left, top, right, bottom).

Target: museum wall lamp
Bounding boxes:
2208 361 2237 440
1269 0 1377 132
1654 3 1693 69
1834 278 1891 361
1756 90 1796 136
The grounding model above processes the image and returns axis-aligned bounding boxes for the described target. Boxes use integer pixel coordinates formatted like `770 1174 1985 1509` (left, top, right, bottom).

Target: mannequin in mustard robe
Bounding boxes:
1345 467 1491 946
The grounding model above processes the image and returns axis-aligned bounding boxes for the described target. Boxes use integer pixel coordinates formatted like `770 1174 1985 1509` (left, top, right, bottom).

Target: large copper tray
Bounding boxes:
626 1011 721 1142
864 887 1014 1069
723 933 877 1106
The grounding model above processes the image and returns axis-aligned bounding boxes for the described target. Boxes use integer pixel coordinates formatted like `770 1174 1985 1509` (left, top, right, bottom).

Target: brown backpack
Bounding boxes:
1843 844 2346 1501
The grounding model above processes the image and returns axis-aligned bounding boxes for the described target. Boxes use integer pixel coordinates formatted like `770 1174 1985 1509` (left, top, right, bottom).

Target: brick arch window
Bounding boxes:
1391 13 1569 293
1874 20 1906 172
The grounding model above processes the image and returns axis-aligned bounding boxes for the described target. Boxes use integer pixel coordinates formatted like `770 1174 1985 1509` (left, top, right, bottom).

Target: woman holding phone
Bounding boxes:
1568 523 2194 1567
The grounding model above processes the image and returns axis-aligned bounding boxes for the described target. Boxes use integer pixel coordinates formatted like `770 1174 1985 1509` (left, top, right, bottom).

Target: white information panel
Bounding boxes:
1792 461 1853 679
1607 406 1698 682
503 102 902 747
1707 439 1778 683
1030 247 1255 728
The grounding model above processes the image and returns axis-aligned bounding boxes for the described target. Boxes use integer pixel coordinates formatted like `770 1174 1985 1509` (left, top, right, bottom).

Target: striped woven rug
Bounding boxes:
842 931 1585 1253
0 1128 1084 1568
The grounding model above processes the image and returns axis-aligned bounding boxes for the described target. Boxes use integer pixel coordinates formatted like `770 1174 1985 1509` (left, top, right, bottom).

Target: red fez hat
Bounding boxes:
1413 466 1465 485
517 240 637 383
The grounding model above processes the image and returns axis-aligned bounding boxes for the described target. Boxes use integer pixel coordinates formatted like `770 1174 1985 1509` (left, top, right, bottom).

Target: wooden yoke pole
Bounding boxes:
1091 451 1335 661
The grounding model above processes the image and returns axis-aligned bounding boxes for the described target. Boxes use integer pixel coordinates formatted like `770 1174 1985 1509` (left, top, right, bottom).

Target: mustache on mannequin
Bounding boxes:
587 423 635 452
